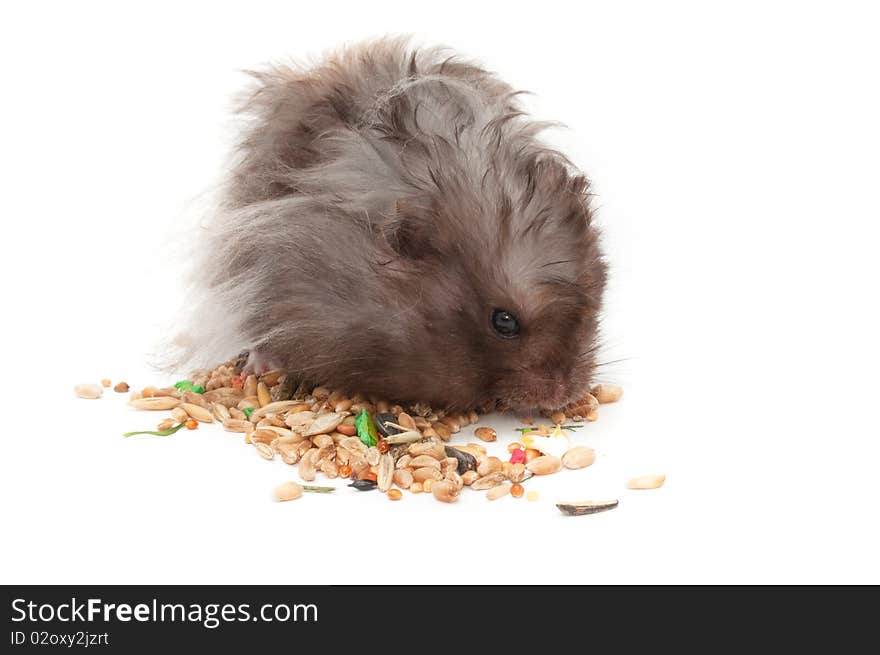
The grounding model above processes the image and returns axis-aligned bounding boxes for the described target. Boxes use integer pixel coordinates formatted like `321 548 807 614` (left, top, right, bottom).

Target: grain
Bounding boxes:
526 455 562 475
387 489 403 501
222 418 254 433
74 383 103 399
272 482 303 502
591 384 623 404
431 480 459 503
561 446 596 470
474 427 497 442
255 442 275 460
257 381 272 408
626 474 666 490
392 468 413 489
486 483 511 501
129 397 180 410
113 381 130 393
470 472 506 490
180 403 214 423
377 453 395 492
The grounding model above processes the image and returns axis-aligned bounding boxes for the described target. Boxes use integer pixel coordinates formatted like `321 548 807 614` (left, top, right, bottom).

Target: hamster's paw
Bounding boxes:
242 350 285 376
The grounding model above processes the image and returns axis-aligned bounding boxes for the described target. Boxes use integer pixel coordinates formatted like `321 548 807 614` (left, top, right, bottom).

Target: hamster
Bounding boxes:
184 37 607 412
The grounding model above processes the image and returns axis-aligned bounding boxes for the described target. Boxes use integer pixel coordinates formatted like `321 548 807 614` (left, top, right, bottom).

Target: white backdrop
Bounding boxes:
1 1 878 584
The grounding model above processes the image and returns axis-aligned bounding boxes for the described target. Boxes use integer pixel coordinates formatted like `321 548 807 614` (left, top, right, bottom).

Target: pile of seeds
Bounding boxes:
80 358 645 508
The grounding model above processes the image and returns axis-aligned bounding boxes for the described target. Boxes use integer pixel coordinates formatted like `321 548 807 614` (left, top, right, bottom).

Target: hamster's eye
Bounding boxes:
491 309 520 338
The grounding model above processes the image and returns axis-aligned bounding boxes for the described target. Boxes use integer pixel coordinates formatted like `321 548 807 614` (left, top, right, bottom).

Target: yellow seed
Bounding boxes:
526 490 539 501
423 478 434 493
100 378 112 388
410 482 423 494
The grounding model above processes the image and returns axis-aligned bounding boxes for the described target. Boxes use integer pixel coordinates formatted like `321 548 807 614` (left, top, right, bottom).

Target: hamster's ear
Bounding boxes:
384 197 440 259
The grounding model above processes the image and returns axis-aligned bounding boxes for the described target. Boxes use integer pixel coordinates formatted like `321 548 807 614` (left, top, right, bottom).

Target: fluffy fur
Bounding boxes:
182 37 606 411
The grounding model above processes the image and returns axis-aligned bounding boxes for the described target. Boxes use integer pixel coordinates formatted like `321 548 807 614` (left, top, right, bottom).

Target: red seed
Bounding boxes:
376 439 389 454
510 483 524 498
338 464 352 478
185 419 199 430
509 449 526 464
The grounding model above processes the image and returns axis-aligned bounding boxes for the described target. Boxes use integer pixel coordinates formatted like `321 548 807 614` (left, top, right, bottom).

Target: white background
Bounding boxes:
1 1 878 584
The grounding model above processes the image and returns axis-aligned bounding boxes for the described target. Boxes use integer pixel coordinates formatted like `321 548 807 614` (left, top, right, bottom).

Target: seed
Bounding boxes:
113 381 130 393
360 471 378 483
99 378 111 388
257 381 272 407
141 386 158 398
412 467 443 483
477 456 503 477
444 446 477 474
507 442 523 453
387 489 403 501
243 374 258 398
260 369 284 387
446 470 464 490
474 427 497 442
507 462 527 483
550 411 566 424
74 383 103 399
272 482 304 502
251 429 277 445
180 390 207 407
395 454 412 469
626 474 666 490
461 471 479 485
129 397 180 410
303 412 345 436
334 399 353 412
556 500 619 516
431 480 459 503
408 441 446 460
562 446 596 470
285 410 317 427
255 442 274 460
376 439 390 454
393 468 413 489
298 449 318 481
432 423 452 441
320 459 339 478
228 407 246 420
156 418 176 431
338 464 352 478
409 455 441 469
396 412 417 430
524 448 540 463
470 472 506 490
591 384 623 404
238 396 259 411
586 409 598 422
172 407 188 423
212 403 231 421
185 418 199 430
519 417 535 425
510 483 524 498
336 423 357 436
410 482 423 494
311 386 330 400
468 411 479 425
526 455 562 475
423 478 435 493
526 490 539 501
439 416 461 433
277 443 301 465
180 402 214 423
487 483 511 501
222 418 255 433
377 453 394 492
383 430 423 445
